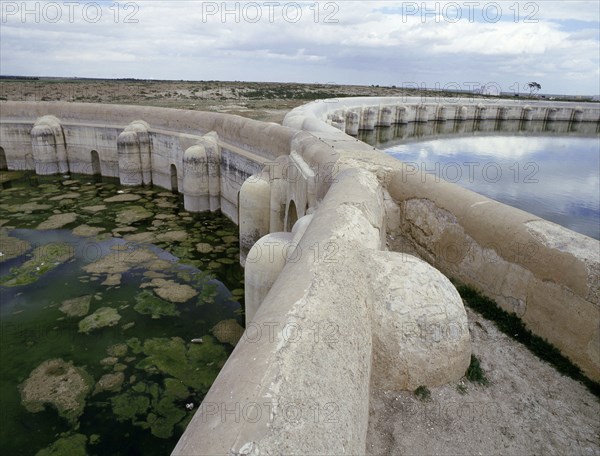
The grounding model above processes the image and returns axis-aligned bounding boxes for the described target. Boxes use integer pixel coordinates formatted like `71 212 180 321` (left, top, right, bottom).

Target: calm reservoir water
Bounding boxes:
363 127 599 240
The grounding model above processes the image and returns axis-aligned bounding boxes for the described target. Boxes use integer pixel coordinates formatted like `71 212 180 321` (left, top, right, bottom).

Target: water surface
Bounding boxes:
0 172 244 455
360 122 599 240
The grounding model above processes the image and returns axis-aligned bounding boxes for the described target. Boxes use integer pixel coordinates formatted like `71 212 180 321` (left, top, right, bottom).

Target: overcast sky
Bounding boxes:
1 1 599 95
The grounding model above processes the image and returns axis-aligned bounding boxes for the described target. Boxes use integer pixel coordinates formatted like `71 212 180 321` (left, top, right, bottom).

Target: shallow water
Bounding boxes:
360 123 600 240
0 172 245 455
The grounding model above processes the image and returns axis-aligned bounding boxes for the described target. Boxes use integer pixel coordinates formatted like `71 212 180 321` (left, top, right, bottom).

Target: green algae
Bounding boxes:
49 192 81 201
104 193 141 203
135 336 227 391
147 395 186 439
0 243 74 287
59 295 91 318
83 246 160 275
100 357 119 367
72 224 105 237
212 319 245 346
4 202 52 213
82 205 106 213
115 205 153 224
107 343 128 357
147 278 198 303
0 229 31 262
127 337 144 354
94 372 125 394
111 391 151 421
35 433 88 456
78 307 122 333
134 290 180 319
118 377 192 439
156 230 188 242
20 359 93 425
1 171 244 454
164 378 189 400
37 212 78 229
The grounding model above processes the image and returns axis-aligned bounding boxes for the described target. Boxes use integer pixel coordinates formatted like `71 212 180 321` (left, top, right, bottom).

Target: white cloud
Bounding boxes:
0 1 598 94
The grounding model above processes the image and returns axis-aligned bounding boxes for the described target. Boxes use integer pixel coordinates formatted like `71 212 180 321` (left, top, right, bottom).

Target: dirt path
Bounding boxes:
367 307 600 455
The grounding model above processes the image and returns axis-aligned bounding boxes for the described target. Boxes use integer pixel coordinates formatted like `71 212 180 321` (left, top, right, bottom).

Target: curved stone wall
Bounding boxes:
284 96 600 384
1 97 598 455
284 96 600 135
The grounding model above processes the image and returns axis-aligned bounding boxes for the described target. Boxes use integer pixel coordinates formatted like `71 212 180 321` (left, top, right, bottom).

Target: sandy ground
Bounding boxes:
0 78 416 123
2 77 598 455
367 307 600 455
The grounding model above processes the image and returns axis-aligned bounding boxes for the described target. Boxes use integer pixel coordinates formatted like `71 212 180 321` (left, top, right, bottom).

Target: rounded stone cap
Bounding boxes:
368 251 471 390
117 130 140 146
31 124 55 139
183 145 207 163
124 120 150 133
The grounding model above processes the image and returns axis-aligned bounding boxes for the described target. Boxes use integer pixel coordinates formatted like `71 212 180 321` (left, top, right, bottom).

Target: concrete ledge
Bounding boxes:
284 96 600 136
284 96 600 382
2 98 597 456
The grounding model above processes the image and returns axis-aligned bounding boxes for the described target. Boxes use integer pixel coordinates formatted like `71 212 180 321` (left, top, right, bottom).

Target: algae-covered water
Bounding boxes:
0 171 245 455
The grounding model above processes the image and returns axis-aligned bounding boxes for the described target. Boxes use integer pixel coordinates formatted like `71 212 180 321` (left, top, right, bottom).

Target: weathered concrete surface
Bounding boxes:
284 96 600 135
2 98 598 455
284 96 600 382
0 101 297 223
367 251 471 390
175 168 470 455
174 169 383 455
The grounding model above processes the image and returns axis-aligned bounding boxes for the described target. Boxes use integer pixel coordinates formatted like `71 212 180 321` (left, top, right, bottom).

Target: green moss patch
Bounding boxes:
212 319 244 346
0 243 74 287
35 433 88 456
20 359 92 425
0 230 31 263
134 290 180 319
136 336 227 391
59 295 91 318
78 307 122 334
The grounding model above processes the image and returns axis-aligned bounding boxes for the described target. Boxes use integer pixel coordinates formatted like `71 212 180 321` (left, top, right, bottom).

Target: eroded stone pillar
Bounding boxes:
377 106 393 127
182 145 210 212
31 115 68 175
244 232 294 325
345 110 359 135
117 130 143 186
239 173 271 266
200 132 221 212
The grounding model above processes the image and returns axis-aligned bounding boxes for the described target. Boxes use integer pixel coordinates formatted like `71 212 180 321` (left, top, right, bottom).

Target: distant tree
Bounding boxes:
527 81 542 95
